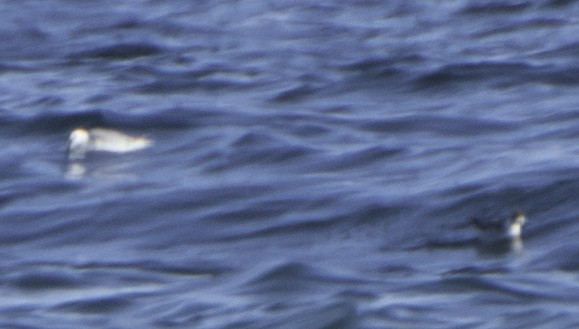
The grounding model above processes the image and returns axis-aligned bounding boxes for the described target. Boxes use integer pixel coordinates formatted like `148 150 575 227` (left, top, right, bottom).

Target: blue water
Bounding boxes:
1 0 579 328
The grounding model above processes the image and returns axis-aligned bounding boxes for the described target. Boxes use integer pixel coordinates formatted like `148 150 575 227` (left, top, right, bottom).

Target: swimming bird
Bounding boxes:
471 209 527 240
68 128 152 160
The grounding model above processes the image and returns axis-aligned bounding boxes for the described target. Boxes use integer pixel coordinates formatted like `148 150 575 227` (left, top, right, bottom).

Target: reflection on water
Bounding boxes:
475 236 524 257
66 161 86 179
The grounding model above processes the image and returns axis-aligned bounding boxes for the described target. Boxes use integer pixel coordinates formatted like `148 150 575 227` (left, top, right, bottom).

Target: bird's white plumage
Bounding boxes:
68 128 152 159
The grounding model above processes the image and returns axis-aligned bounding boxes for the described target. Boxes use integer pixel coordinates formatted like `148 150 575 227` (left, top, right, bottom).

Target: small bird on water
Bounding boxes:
471 209 527 240
67 128 152 160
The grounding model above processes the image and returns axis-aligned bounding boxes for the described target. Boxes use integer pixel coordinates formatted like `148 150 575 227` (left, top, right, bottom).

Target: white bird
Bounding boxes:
68 128 152 160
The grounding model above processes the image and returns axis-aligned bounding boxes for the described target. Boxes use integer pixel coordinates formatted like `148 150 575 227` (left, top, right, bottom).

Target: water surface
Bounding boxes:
1 1 579 328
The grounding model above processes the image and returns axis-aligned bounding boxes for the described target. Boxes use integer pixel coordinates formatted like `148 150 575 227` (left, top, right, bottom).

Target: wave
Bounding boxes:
67 42 164 60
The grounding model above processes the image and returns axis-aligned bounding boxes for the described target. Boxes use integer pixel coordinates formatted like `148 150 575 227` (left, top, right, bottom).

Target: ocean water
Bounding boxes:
1 0 579 328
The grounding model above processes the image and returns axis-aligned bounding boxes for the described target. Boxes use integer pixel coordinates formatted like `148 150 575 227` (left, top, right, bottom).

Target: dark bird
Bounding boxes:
471 209 527 240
